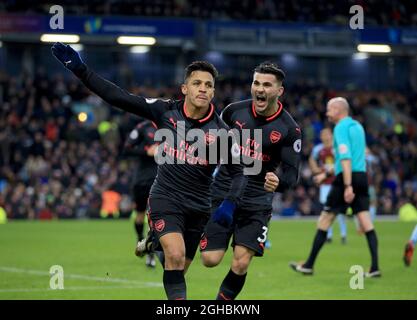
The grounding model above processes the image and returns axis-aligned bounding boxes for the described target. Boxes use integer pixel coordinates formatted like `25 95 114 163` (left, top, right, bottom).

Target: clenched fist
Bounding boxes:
264 172 279 192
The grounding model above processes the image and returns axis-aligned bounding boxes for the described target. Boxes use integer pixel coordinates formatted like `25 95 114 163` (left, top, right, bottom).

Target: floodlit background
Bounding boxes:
0 0 416 299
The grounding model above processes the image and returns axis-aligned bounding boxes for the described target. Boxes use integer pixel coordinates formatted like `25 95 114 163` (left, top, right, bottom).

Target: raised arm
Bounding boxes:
51 42 165 121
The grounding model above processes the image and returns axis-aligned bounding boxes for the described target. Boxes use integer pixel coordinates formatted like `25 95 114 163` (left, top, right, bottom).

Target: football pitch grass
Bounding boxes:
1 219 416 300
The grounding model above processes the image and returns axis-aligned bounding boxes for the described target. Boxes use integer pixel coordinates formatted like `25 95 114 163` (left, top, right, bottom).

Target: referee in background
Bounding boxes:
290 97 380 278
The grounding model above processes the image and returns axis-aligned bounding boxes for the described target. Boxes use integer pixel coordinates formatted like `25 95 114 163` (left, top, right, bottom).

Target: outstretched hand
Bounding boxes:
51 42 84 73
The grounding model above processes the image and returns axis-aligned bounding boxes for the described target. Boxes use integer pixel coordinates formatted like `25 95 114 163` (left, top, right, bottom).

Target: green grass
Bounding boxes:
0 219 416 300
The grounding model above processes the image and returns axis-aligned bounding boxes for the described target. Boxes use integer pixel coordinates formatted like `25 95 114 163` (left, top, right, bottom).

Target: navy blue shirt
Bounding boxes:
212 99 301 211
76 65 246 215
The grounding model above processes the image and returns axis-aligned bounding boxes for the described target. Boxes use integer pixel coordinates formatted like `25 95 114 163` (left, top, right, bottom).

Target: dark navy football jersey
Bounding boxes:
212 99 302 211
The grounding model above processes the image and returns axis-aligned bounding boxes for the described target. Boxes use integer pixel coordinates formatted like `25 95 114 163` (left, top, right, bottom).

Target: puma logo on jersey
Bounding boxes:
235 120 246 130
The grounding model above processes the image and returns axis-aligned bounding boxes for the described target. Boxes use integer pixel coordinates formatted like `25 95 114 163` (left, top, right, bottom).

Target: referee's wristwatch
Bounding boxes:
344 184 352 189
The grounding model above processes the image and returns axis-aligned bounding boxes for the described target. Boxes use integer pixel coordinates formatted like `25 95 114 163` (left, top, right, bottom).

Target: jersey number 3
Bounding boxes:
257 226 268 243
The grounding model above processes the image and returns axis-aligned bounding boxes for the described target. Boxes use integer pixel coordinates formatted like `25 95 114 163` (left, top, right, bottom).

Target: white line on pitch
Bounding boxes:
0 266 162 287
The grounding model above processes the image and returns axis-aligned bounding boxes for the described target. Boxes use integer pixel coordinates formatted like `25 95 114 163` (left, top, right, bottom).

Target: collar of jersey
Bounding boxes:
251 100 283 121
182 101 215 124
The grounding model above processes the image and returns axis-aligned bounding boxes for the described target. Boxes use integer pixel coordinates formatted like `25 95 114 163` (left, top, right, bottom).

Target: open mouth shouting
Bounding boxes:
255 94 267 108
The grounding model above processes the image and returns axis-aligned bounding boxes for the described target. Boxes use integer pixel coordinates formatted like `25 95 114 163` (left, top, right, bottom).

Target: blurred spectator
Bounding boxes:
0 66 416 219
100 187 122 219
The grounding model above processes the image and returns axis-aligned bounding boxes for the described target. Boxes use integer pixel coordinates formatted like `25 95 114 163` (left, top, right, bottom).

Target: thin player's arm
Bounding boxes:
309 156 321 175
74 65 164 121
310 145 332 185
308 148 321 175
275 128 302 192
341 159 352 186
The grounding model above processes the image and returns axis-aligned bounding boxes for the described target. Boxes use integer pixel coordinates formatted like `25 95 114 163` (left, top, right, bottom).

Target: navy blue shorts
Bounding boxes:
200 199 272 257
148 196 209 260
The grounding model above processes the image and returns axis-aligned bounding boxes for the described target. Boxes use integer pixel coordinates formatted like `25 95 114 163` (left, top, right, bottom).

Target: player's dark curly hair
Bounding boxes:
254 62 286 83
184 61 218 82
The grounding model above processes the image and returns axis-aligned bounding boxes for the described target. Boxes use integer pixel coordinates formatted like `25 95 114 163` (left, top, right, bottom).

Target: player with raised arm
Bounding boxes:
52 43 247 299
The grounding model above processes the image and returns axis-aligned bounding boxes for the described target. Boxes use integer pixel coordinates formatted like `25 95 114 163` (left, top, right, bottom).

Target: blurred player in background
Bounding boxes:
290 97 381 278
200 62 301 300
309 127 347 244
123 119 158 268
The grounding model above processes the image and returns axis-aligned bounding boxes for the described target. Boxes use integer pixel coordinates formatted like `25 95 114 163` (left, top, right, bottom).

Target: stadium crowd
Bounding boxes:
2 0 417 26
0 67 416 220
